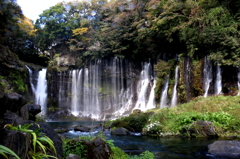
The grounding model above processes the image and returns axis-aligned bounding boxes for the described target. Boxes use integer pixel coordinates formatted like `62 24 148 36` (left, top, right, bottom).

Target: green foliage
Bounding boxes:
0 145 20 159
63 139 86 159
130 151 155 159
108 139 155 159
8 71 26 93
111 112 150 132
146 96 240 136
5 124 57 159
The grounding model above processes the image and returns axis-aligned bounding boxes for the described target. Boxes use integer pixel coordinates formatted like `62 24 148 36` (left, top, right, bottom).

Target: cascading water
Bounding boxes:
56 58 156 120
146 79 156 110
238 66 240 95
215 64 222 95
25 65 35 93
35 68 48 115
134 62 154 111
26 66 48 116
203 56 213 97
160 77 169 109
171 66 178 107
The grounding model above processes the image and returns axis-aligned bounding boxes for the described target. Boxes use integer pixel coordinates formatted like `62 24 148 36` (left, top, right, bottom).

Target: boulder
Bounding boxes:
66 154 81 159
20 104 41 121
82 137 112 159
74 126 90 132
54 128 69 133
0 92 27 120
207 140 240 158
132 109 141 114
1 130 30 159
4 110 25 126
181 121 217 138
2 111 63 159
48 110 75 120
111 127 130 135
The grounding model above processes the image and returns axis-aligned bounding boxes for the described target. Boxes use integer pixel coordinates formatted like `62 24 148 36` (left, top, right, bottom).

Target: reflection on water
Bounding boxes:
48 121 215 159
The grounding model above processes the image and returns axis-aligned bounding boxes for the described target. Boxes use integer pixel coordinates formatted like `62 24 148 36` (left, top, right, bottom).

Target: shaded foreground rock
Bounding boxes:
82 137 112 159
1 130 30 159
207 140 240 159
20 104 41 121
1 111 63 159
111 127 130 135
0 92 27 119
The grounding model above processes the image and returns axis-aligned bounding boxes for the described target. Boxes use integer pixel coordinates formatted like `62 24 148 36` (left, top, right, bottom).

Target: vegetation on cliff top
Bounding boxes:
109 95 240 138
1 0 239 67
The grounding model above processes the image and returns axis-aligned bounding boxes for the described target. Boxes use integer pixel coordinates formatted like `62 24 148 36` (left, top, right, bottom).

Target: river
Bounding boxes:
48 121 216 159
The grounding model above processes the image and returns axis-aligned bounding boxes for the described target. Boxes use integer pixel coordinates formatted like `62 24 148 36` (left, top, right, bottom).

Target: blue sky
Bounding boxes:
17 0 73 22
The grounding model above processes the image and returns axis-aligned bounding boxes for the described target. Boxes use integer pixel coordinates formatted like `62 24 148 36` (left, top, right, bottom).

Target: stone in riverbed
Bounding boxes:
207 140 240 159
74 126 90 132
111 127 130 135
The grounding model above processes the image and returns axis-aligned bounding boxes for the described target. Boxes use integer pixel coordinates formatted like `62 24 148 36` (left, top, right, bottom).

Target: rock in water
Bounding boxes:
111 127 130 135
207 140 240 158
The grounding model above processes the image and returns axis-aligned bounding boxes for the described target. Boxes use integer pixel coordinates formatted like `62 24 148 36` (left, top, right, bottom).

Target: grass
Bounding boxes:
109 95 240 138
148 95 240 136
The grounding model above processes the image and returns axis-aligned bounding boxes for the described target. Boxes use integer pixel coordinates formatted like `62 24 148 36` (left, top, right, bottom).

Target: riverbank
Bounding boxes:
108 95 240 138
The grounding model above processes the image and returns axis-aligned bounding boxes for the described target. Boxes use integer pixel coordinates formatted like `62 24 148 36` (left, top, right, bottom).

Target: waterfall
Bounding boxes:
146 79 156 110
35 68 48 115
160 77 169 109
203 56 213 97
215 64 222 95
71 69 82 116
171 66 178 107
26 66 48 115
238 66 240 95
134 62 151 111
25 65 35 93
57 58 156 120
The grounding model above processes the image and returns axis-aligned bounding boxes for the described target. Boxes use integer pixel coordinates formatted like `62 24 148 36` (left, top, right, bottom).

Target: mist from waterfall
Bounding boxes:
203 56 213 97
171 66 178 107
160 77 169 109
215 64 222 95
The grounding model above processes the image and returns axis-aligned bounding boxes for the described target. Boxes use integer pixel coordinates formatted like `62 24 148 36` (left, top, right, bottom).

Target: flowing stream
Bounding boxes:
48 121 216 159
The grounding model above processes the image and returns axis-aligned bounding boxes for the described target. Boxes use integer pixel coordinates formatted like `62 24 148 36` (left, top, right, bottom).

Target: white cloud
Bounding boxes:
17 0 72 22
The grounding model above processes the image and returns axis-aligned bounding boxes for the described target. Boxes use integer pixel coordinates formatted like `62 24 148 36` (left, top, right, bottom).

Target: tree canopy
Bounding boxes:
1 0 239 66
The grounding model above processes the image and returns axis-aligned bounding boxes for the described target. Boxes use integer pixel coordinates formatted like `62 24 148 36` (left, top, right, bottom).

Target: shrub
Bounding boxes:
63 139 86 159
4 124 57 159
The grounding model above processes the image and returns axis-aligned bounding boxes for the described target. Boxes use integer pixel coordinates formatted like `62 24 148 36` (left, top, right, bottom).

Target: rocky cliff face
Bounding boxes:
0 45 30 122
